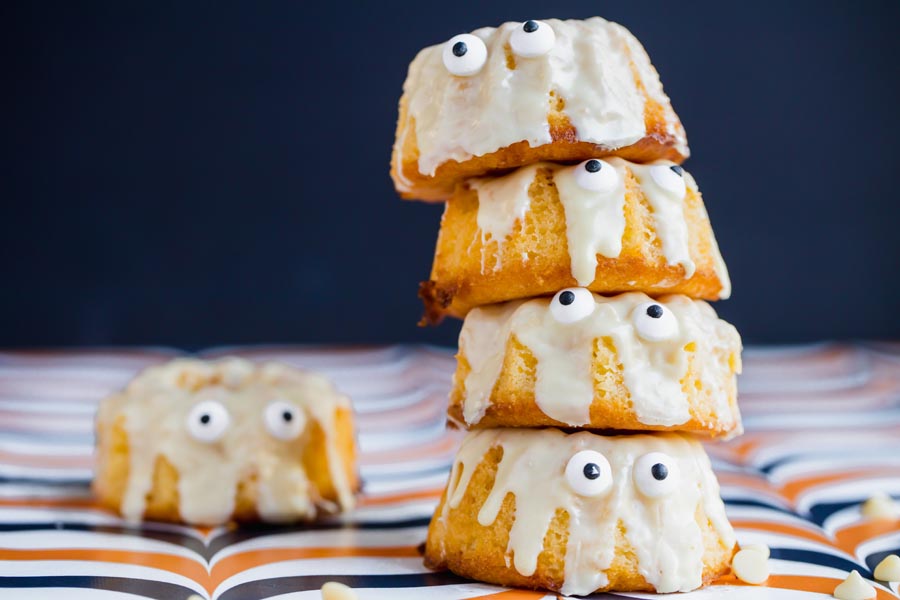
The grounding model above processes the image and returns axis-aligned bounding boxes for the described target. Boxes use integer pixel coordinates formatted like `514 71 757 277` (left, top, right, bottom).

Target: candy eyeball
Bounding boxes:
574 159 619 193
649 164 686 198
550 287 595 324
633 452 680 498
442 33 488 76
632 301 679 342
565 450 613 497
509 19 555 58
263 399 306 441
186 400 230 443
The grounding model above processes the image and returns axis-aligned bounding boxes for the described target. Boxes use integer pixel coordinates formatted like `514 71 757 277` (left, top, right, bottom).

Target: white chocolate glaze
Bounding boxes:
470 164 540 273
439 429 735 595
630 163 695 278
96 358 355 525
468 159 724 289
554 160 627 285
394 17 687 189
458 292 741 432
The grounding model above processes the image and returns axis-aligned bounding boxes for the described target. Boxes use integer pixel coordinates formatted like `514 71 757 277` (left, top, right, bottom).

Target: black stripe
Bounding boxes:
206 517 430 555
0 522 209 557
808 495 899 526
218 572 468 600
772 548 874 579
0 576 198 599
0 475 90 485
0 518 431 561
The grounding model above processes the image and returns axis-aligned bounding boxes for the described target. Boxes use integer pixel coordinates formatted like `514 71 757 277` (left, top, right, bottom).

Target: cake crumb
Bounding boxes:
833 570 876 600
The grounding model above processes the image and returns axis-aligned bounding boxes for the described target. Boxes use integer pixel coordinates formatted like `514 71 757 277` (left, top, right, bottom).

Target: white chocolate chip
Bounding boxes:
833 570 876 600
874 554 900 582
322 581 358 600
742 543 771 559
732 548 770 585
861 492 899 520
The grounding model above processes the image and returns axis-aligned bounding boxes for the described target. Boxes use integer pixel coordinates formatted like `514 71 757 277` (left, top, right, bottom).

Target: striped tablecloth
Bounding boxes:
0 344 898 599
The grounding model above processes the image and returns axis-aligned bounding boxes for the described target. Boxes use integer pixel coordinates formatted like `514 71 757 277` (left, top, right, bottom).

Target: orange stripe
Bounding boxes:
834 519 900 554
730 519 835 547
210 546 420 589
0 449 92 469
0 497 101 510
0 548 210 592
717 472 779 499
358 487 443 507
779 467 900 504
724 437 764 461
715 573 896 599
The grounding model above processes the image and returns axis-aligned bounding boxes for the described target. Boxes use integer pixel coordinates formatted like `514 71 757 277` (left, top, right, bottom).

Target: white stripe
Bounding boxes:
209 527 427 566
796 478 900 515
3 590 169 600
215 557 428 593
265 584 523 600
0 560 205 595
855 531 900 565
0 530 203 560
768 454 900 485
0 463 92 480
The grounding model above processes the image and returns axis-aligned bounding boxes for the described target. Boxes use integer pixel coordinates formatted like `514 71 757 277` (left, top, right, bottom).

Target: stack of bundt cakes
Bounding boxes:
392 16 746 596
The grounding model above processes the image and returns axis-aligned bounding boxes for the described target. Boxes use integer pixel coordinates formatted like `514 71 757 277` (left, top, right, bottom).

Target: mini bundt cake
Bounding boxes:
94 357 358 525
425 428 737 595
392 17 688 200
449 291 742 438
421 158 729 322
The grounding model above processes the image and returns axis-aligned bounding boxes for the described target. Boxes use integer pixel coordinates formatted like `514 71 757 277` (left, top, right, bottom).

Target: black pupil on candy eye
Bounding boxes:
282 411 293 422
199 414 211 425
646 304 663 318
559 291 575 305
583 463 601 480
651 463 668 481
452 41 467 57
524 20 539 33
585 159 601 173
669 165 684 176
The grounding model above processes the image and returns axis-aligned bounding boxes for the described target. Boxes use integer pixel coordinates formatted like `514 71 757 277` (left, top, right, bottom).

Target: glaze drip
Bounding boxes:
441 429 735 595
470 164 540 273
96 358 355 525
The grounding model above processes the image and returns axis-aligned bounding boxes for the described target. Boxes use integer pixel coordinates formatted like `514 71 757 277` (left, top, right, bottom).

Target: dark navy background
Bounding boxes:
3 1 899 348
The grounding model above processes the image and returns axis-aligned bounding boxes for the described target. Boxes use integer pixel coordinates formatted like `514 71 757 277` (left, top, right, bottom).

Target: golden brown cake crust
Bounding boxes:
392 103 687 202
421 164 728 323
424 439 736 593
